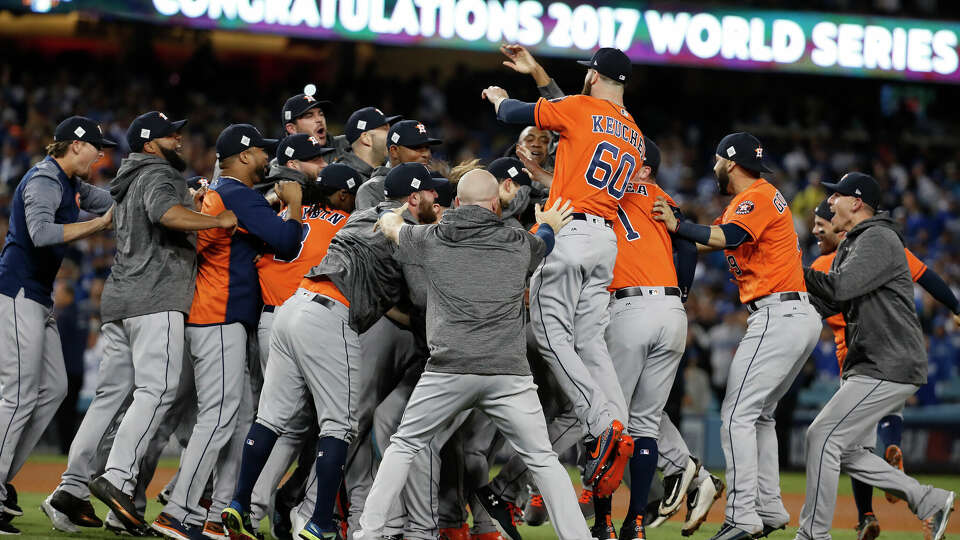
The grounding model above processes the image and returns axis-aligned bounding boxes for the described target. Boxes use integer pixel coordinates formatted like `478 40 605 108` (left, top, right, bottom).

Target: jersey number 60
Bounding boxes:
585 141 637 200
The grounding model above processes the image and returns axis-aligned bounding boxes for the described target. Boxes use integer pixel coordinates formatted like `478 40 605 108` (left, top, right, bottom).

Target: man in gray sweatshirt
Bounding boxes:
44 112 238 535
797 173 954 540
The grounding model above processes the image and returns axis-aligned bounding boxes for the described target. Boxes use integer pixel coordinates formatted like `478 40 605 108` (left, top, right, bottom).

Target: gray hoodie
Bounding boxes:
804 214 926 385
101 153 196 324
354 167 392 210
396 205 546 376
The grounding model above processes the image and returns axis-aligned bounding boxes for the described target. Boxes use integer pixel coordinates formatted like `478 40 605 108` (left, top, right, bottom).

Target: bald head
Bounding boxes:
457 170 499 205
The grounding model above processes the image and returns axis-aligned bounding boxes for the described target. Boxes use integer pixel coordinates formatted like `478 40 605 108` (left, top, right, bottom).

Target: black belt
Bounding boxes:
614 286 681 300
571 212 613 227
262 305 276 313
747 291 801 311
311 295 338 310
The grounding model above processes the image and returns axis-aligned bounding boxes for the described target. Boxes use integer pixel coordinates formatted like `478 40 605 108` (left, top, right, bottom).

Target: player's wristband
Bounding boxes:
674 221 712 245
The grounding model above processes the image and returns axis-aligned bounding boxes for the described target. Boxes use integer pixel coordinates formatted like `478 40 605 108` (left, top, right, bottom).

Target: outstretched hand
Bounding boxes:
500 44 538 74
516 146 553 187
481 86 509 109
651 196 677 232
535 198 574 232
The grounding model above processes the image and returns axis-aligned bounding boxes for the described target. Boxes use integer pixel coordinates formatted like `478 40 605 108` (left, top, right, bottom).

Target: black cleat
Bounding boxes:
90 476 146 530
475 486 522 540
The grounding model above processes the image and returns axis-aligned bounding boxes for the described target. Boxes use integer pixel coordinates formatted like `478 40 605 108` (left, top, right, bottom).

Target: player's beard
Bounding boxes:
160 146 187 172
418 196 438 224
716 167 731 195
255 163 268 184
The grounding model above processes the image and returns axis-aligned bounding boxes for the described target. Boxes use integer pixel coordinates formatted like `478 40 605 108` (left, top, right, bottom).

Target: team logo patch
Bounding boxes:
285 111 292 120
735 200 755 215
415 123 427 134
347 178 356 188
507 166 519 177
726 146 736 157
159 112 168 120
284 147 295 157
308 136 320 146
755 146 763 158
74 126 86 138
140 128 151 139
240 135 250 146
356 120 367 130
391 132 400 143
411 178 421 189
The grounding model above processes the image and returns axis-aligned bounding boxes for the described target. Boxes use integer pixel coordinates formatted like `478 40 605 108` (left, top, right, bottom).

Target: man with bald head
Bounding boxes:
353 172 592 540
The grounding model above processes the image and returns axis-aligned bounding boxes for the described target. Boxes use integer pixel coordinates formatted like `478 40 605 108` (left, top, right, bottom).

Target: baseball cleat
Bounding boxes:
271 493 294 540
221 501 259 540
202 520 228 539
151 512 200 540
925 491 954 540
682 473 724 536
106 511 163 537
45 489 103 529
91 476 146 531
884 445 904 503
756 521 787 538
578 488 595 520
708 523 756 540
0 514 19 535
297 519 337 540
522 491 548 526
589 515 617 539
618 515 646 540
660 457 700 517
475 486 523 540
439 523 470 540
2 485 21 518
583 421 625 487
594 432 634 497
854 513 880 540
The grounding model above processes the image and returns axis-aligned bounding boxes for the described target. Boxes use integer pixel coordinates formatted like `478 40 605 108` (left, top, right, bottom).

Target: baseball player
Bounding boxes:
486 157 535 230
798 172 955 540
652 132 820 540
281 91 350 158
482 46 640 501
595 135 697 540
221 162 446 540
151 124 305 539
43 111 237 535
0 116 116 534
354 120 442 209
809 196 960 539
337 107 402 182
354 170 590 540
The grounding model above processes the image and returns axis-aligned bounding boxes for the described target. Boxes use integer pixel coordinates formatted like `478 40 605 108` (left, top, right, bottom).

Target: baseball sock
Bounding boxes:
234 422 279 510
851 478 874 522
877 414 903 449
593 494 612 527
310 436 348 531
625 437 657 524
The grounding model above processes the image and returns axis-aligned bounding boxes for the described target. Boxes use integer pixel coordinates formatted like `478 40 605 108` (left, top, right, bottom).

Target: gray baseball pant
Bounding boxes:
796 375 953 540
360 371 593 540
530 218 626 438
0 289 68 506
162 322 247 526
720 298 820 533
209 364 255 524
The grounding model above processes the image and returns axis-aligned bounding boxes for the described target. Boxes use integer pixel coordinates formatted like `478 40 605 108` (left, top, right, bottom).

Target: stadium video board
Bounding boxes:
12 0 960 83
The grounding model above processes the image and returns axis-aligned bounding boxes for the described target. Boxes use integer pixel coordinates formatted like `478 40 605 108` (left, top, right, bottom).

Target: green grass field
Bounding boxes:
11 460 958 539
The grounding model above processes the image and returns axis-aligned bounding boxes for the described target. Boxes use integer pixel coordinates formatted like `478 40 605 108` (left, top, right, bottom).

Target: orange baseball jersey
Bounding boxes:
811 248 927 370
719 178 806 304
609 182 677 291
257 205 349 307
534 95 645 222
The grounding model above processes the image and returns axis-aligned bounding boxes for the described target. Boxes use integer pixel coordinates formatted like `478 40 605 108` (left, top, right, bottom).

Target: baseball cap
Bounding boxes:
384 163 448 198
387 120 442 148
715 132 772 174
282 93 331 125
823 172 881 210
126 111 187 152
276 134 336 165
215 124 278 160
345 107 403 144
577 48 632 84
433 172 455 207
487 157 531 187
642 136 661 176
54 116 117 150
318 163 361 194
814 199 834 221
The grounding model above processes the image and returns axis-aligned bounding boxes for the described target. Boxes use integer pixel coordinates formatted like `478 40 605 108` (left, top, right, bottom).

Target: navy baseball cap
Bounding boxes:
716 132 772 174
126 111 187 152
384 163 448 198
387 120 442 148
814 199 834 220
282 93 331 125
433 172 455 207
577 48 632 83
345 107 403 144
215 124 278 160
642 136 661 176
487 157 531 187
823 172 881 210
54 116 117 149
276 134 336 165
318 163 361 194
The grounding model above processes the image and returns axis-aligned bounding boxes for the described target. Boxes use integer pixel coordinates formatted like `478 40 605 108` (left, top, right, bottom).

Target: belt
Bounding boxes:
614 286 681 300
262 305 276 313
747 291 802 313
571 212 613 227
311 294 338 310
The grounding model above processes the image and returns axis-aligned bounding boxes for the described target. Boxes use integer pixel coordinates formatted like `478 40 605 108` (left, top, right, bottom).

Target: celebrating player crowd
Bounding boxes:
0 44 956 540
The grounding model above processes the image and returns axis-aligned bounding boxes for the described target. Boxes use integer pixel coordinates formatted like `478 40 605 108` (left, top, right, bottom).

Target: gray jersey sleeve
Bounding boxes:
804 227 901 302
397 224 429 263
538 79 565 100
22 175 65 247
527 232 547 273
77 181 113 215
143 173 184 224
355 177 386 210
